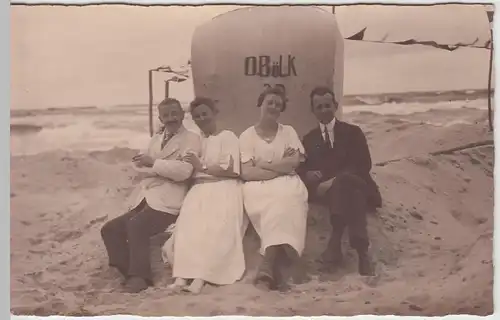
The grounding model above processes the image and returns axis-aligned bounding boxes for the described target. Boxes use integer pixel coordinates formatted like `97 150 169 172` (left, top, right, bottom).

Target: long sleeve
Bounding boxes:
344 126 372 176
285 125 306 162
151 159 194 182
296 134 319 178
218 131 241 174
239 129 254 164
297 136 309 172
149 133 202 182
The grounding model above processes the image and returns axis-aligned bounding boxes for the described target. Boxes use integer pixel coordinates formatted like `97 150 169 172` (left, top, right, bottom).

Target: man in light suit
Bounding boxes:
298 87 382 276
101 98 201 293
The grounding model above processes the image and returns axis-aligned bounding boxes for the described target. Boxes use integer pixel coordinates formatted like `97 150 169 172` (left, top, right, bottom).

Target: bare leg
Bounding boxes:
255 245 279 291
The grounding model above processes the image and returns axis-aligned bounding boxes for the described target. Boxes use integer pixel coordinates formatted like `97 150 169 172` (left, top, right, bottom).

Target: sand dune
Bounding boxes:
10 105 493 316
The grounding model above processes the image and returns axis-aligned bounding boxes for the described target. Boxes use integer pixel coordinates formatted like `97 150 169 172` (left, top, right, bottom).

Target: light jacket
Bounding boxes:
127 126 202 214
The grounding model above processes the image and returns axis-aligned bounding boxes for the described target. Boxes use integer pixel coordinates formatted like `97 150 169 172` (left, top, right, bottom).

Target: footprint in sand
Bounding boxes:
234 306 247 314
24 271 55 292
52 230 84 243
28 248 47 255
84 215 108 230
28 238 43 246
209 309 224 316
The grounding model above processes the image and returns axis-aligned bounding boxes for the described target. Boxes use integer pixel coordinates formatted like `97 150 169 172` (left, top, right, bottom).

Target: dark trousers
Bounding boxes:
100 199 177 284
323 172 370 254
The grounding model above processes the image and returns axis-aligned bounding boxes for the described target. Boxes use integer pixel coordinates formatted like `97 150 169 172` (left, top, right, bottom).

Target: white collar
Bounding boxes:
320 117 336 132
161 125 185 137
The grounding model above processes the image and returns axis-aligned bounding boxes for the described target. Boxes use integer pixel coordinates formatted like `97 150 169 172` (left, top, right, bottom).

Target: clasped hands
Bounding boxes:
304 170 336 196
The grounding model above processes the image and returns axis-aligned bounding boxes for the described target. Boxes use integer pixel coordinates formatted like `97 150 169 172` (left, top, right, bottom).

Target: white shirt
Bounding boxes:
319 117 336 147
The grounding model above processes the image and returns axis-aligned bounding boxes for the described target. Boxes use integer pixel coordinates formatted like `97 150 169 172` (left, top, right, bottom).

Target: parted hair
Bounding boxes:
156 98 183 134
257 86 287 112
158 97 183 110
189 97 218 114
309 86 338 107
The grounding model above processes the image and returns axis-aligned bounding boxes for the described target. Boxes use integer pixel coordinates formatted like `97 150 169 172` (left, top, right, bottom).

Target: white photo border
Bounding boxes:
5 1 498 320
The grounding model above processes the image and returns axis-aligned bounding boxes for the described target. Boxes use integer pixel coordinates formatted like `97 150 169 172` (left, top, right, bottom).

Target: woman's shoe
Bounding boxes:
168 278 187 292
185 278 205 294
358 252 375 276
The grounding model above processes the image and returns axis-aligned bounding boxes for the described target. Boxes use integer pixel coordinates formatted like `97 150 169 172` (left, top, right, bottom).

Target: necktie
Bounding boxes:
161 132 174 149
323 126 332 149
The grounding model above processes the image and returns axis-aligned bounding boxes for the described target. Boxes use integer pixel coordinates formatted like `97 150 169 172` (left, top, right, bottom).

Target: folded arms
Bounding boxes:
240 147 302 181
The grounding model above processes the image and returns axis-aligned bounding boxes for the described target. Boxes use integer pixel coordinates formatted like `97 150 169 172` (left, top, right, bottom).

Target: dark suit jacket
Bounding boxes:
297 120 382 209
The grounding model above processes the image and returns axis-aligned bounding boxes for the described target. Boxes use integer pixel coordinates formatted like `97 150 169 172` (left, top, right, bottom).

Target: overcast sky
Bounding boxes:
10 4 491 109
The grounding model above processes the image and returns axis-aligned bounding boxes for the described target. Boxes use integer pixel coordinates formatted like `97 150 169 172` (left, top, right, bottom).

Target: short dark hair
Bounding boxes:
189 97 218 114
158 98 182 110
257 86 287 112
310 86 337 108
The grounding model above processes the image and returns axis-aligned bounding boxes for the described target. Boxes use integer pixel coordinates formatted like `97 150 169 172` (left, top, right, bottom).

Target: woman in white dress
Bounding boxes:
239 86 309 291
167 97 246 294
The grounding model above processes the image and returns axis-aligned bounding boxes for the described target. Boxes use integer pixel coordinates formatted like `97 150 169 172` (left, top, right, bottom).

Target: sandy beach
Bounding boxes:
10 95 494 316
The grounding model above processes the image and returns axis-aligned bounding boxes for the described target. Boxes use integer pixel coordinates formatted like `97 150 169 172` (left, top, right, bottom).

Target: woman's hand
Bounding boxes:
283 147 298 158
133 154 155 168
183 153 203 171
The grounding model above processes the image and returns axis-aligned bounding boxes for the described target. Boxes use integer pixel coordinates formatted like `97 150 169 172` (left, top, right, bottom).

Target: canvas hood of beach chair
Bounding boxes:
190 6 345 137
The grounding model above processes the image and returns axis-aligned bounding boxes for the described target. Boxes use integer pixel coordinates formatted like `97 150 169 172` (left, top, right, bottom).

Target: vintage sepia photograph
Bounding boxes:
10 3 495 317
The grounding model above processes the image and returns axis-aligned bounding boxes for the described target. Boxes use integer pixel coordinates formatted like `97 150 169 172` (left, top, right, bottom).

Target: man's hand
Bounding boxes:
305 170 323 183
183 152 203 171
317 177 336 197
133 154 155 168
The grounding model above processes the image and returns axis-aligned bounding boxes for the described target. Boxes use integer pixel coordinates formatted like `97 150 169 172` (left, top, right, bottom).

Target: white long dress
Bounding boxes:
239 124 309 256
170 130 246 285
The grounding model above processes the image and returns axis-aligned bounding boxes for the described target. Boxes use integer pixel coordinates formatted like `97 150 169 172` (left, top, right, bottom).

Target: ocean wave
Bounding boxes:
10 121 151 157
10 101 487 157
344 99 488 115
10 113 200 157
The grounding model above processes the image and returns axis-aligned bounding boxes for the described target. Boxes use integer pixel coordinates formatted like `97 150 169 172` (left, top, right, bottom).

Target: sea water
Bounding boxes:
10 99 489 157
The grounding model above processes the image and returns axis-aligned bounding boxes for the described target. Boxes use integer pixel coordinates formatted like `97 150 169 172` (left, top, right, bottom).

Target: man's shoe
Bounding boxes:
124 276 149 293
358 253 375 276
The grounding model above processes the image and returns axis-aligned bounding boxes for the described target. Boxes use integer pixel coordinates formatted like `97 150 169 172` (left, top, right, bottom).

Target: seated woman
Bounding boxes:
166 97 246 294
239 86 309 291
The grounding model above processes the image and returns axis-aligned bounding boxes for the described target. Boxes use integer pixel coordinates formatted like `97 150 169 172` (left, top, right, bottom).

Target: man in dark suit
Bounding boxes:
298 86 382 276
